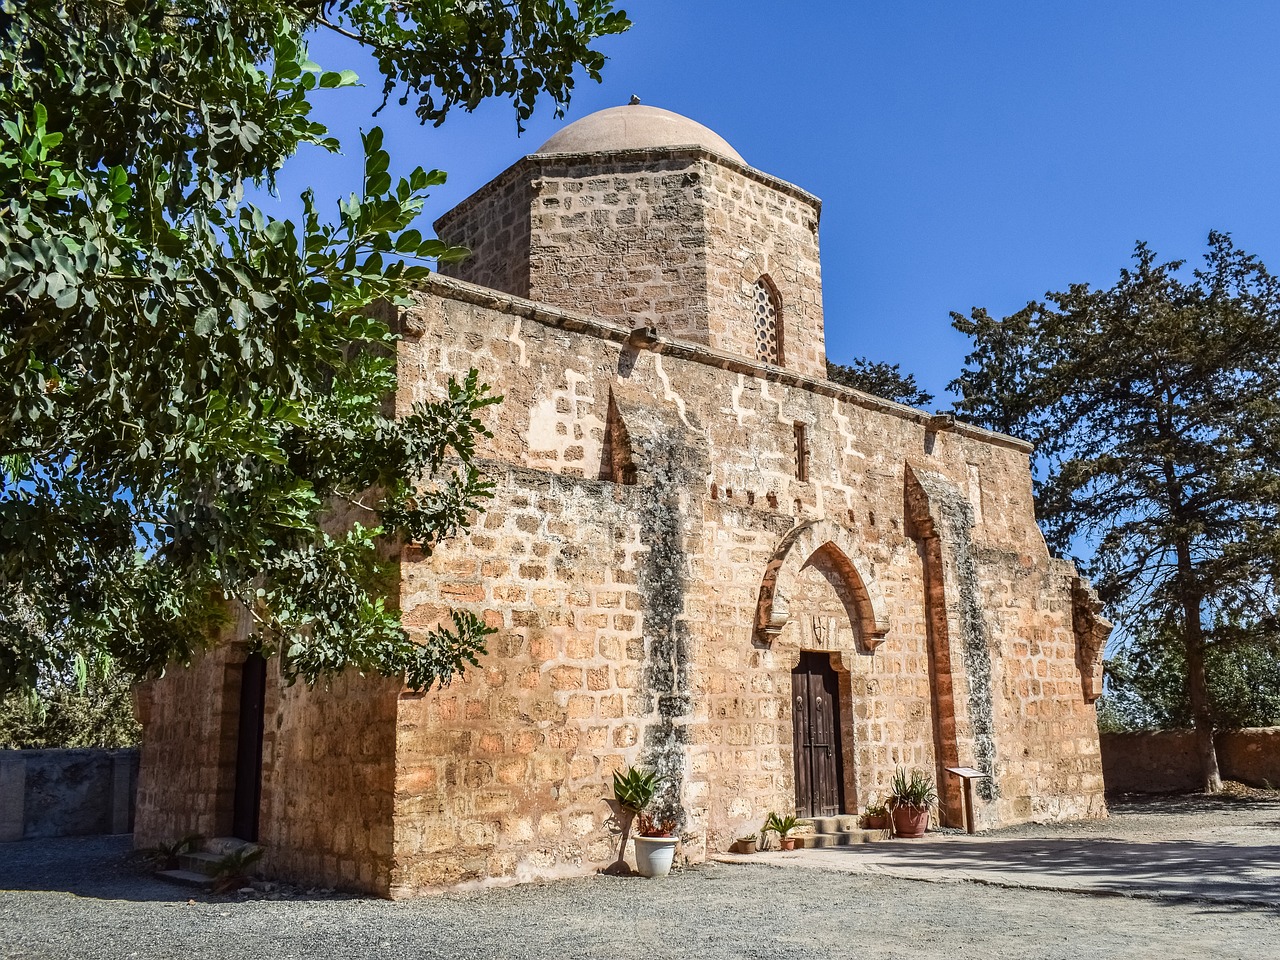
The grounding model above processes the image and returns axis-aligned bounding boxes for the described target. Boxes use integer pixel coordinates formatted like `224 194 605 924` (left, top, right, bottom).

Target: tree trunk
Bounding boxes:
1174 539 1222 793
1184 629 1223 793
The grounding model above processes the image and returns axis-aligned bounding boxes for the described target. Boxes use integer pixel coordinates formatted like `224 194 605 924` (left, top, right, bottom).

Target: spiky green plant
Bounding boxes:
210 846 264 894
888 768 938 810
612 765 661 816
140 833 203 870
764 812 798 839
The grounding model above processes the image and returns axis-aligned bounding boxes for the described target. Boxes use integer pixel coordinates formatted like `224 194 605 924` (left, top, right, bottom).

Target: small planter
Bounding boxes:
891 805 929 838
764 812 799 854
735 836 758 854
634 836 679 877
863 814 889 831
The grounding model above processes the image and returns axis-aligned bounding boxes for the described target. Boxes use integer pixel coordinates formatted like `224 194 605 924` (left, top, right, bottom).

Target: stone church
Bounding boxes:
133 104 1110 896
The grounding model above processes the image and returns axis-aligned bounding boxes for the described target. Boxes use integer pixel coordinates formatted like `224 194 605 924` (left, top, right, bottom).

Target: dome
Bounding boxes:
534 104 745 164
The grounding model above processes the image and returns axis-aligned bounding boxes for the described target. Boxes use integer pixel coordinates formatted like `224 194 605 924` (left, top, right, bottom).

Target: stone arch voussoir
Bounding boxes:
754 519 890 648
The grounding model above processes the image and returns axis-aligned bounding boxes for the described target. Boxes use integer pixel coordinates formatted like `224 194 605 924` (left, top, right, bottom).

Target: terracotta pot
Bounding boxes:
780 837 797 851
891 805 929 838
736 838 758 854
863 814 889 831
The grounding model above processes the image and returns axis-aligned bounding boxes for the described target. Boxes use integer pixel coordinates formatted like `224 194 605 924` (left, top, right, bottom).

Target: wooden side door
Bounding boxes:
792 652 845 818
232 652 266 842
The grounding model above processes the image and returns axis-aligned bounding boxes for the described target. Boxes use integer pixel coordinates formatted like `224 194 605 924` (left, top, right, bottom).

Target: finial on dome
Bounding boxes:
628 95 641 105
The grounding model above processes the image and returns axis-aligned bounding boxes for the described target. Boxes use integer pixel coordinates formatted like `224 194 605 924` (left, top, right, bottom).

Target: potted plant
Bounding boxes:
736 833 758 854
634 812 679 877
887 767 937 839
612 765 679 877
765 813 799 850
861 799 889 831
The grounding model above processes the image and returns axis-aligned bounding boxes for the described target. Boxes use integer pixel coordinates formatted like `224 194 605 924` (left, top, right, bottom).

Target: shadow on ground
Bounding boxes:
0 835 352 904
818 835 1280 903
8 794 1280 908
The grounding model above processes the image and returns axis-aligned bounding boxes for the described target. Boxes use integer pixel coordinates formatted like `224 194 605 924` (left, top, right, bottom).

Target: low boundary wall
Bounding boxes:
1100 728 1280 793
0 748 139 841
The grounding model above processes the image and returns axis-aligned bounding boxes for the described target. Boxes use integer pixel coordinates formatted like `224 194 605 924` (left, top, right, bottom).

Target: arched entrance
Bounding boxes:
754 520 891 819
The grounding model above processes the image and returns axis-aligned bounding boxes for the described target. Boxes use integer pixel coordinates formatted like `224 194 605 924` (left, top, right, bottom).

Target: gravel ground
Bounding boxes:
3 796 1278 960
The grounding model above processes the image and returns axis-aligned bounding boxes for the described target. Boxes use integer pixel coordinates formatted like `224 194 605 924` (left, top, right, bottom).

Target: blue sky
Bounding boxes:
273 1 1280 405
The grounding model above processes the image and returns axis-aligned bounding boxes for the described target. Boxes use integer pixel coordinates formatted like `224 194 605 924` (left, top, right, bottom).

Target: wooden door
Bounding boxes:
792 652 844 818
232 652 266 842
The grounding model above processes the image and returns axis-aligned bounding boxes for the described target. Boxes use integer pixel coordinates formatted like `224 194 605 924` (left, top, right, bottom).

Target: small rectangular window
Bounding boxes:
793 423 809 481
968 463 983 524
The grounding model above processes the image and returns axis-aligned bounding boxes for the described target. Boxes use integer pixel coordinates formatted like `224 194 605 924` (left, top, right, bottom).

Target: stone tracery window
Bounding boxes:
753 277 783 365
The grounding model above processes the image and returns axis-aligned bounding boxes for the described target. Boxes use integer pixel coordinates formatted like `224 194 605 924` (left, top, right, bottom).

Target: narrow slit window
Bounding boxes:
753 278 782 365
600 394 637 485
793 422 809 481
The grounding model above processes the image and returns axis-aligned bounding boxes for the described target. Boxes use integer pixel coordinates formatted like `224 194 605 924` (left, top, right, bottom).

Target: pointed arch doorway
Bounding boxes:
792 651 845 818
756 521 891 821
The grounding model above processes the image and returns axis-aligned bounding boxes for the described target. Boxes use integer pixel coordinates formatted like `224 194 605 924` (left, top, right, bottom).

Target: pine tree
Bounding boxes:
951 234 1280 791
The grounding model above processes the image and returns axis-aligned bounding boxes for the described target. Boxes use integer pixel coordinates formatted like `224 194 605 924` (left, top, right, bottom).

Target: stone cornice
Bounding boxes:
433 146 822 236
410 273 1034 455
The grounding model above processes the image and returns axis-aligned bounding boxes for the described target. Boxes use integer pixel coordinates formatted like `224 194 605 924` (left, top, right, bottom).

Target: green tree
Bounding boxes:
1099 622 1280 733
951 233 1280 792
0 653 141 749
826 358 934 408
0 1 630 695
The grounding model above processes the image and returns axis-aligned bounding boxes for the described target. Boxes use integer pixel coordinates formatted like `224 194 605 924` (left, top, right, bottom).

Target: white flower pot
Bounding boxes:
633 836 679 877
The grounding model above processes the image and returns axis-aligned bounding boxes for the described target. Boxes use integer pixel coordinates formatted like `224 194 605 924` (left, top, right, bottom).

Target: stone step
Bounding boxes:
796 827 891 848
799 832 846 849
797 814 862 835
177 851 223 877
205 837 257 856
155 868 215 889
838 827 891 844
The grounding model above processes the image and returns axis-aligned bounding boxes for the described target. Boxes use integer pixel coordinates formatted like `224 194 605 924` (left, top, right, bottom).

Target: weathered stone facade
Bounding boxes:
134 105 1109 896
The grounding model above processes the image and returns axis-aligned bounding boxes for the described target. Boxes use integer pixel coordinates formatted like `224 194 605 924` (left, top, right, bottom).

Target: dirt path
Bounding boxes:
993 791 1280 845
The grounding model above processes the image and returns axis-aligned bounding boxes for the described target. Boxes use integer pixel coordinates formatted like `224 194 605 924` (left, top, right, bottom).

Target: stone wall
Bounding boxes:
977 553 1106 822
0 749 137 841
526 153 711 345
392 471 650 893
1218 728 1280 787
386 275 1105 890
1100 728 1280 793
134 606 398 895
259 671 399 894
703 161 824 378
433 164 531 298
133 636 245 846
